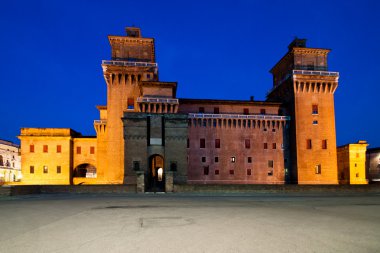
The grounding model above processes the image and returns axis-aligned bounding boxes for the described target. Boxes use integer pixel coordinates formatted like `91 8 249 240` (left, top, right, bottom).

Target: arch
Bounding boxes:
73 163 96 178
147 154 165 192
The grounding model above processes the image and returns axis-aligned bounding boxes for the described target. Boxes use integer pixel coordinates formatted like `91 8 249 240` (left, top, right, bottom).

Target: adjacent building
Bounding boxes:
18 27 341 191
366 147 380 183
0 139 21 183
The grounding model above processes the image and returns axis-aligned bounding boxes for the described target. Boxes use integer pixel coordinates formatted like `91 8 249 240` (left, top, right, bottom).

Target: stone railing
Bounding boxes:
102 60 157 68
189 113 290 121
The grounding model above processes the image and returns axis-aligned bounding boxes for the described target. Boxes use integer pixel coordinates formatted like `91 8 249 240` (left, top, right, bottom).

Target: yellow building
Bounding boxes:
337 141 368 184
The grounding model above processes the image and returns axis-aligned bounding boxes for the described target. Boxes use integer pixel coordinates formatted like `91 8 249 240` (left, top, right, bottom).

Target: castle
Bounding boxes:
18 27 340 192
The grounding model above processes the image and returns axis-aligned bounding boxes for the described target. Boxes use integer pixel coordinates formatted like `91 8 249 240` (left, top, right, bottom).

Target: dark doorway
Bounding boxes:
146 155 165 192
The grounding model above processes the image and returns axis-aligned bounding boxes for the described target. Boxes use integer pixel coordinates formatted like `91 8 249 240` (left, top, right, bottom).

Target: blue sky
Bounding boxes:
1 0 379 147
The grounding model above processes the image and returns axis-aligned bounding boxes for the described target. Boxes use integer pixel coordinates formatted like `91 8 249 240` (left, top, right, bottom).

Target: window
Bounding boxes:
247 169 252 176
215 139 220 148
356 153 359 158
322 140 327 149
77 146 81 154
231 157 236 163
315 164 321 174
260 109 266 115
127 98 134 109
268 160 274 168
272 143 277 149
229 169 234 175
170 162 177 171
90 146 95 154
354 163 357 167
264 143 268 149
248 157 252 163
313 120 318 125
199 107 205 113
43 166 48 174
245 139 250 149
215 169 220 175
204 166 209 175
312 104 318 115
214 107 219 114
187 138 190 148
272 129 276 132
243 108 249 115
57 145 61 153
43 145 48 153
200 138 205 148
356 173 359 178
146 73 151 79
57 166 61 174
30 166 34 174
202 157 206 163
133 161 140 171
268 170 273 176
306 139 312 149
30 145 34 153
215 157 219 163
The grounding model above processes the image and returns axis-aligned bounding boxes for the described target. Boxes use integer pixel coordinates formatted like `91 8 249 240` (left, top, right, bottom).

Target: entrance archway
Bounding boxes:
73 163 97 178
146 154 165 192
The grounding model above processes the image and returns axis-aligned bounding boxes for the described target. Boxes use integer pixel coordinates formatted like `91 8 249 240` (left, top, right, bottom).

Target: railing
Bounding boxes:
189 113 290 121
102 60 158 68
293 70 339 77
137 97 179 104
94 120 107 124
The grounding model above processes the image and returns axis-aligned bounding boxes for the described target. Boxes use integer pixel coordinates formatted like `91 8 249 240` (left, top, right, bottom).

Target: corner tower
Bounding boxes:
267 38 339 184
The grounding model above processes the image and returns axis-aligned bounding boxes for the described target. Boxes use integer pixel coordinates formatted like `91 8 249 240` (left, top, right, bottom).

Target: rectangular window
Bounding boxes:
43 165 48 174
43 145 48 153
30 145 34 153
203 166 209 175
322 140 327 149
306 139 312 149
57 166 61 174
30 166 34 174
133 161 140 171
215 139 220 148
312 104 318 115
260 109 266 115
214 107 219 114
57 145 61 153
268 170 273 176
356 173 359 178
90 146 95 154
248 157 252 163
264 143 268 149
268 160 274 168
127 98 134 109
313 120 318 125
202 157 206 163
187 138 190 148
200 138 205 148
77 146 81 154
215 157 219 163
229 169 234 175
199 107 205 113
243 108 249 115
245 139 250 149
247 169 252 176
272 143 277 149
231 157 236 163
315 164 321 174
215 169 220 175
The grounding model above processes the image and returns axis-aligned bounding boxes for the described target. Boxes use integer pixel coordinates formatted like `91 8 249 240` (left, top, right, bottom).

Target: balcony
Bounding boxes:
189 113 290 121
137 97 179 104
293 69 339 77
102 60 157 68
94 120 107 124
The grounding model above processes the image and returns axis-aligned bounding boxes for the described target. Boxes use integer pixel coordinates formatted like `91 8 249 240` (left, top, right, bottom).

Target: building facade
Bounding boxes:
18 27 340 191
0 139 21 183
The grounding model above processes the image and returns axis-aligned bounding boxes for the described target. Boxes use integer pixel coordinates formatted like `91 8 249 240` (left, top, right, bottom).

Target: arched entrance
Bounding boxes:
73 163 97 178
146 154 165 192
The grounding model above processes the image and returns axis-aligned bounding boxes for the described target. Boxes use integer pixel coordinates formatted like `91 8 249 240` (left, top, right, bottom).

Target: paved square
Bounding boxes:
1 193 380 252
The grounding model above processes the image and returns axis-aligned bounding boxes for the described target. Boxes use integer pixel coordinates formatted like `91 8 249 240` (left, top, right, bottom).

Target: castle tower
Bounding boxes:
95 27 158 183
267 39 339 184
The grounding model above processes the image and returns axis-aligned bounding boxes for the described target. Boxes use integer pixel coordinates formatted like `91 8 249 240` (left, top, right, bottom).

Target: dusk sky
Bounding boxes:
1 0 379 147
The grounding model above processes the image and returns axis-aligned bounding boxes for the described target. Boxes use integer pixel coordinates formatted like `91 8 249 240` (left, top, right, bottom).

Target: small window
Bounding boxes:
312 104 318 115
43 145 48 153
268 160 274 168
243 108 249 115
245 139 250 149
315 164 321 174
354 163 357 167
215 169 219 175
322 140 327 149
127 98 134 110
272 129 276 132
43 166 48 174
356 173 359 178
202 157 206 163
199 107 205 113
170 162 177 171
356 153 359 158
268 170 273 176
133 161 140 171
229 169 234 175
247 169 252 176
231 157 236 163
263 128 267 132
264 143 268 149
215 157 219 163
30 145 34 153
187 138 190 148
248 157 252 163
77 146 81 154
215 139 220 148
204 166 209 175
89 146 95 154
260 109 266 115
313 120 318 125
200 138 205 148
146 73 151 79
57 145 61 153
30 166 34 174
57 166 61 174
272 143 277 149
214 107 219 114
306 139 312 149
